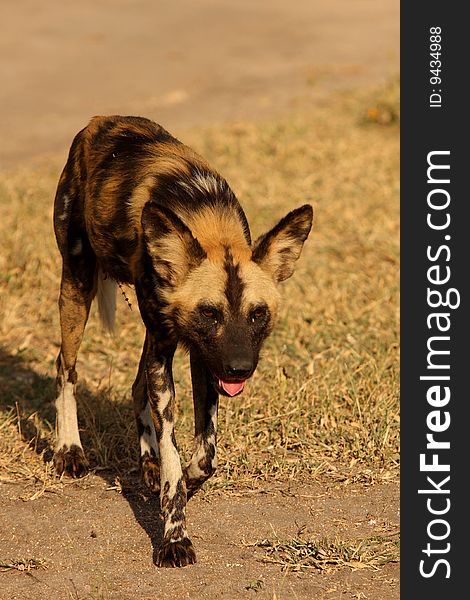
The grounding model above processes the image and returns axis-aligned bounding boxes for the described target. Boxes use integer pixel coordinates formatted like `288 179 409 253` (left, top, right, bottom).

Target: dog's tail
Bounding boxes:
96 269 117 333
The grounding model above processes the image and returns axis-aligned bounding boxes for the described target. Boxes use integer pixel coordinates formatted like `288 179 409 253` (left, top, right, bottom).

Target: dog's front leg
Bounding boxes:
146 335 196 567
184 351 219 499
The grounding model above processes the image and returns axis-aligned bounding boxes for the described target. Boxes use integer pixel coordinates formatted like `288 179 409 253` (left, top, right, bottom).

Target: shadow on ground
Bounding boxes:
0 345 165 562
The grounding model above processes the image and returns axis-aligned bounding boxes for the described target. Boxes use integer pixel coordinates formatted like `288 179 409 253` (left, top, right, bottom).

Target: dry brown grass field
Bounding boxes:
0 81 399 599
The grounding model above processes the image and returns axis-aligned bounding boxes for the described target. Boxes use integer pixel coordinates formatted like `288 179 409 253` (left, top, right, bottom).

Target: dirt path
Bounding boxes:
0 0 398 169
0 476 399 600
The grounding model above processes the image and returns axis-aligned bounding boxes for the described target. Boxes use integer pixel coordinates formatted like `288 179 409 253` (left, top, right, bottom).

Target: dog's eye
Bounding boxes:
200 307 219 322
251 306 267 323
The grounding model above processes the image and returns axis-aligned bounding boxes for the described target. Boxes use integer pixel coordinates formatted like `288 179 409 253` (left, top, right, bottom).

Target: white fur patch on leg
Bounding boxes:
160 422 183 489
55 381 83 451
160 421 186 537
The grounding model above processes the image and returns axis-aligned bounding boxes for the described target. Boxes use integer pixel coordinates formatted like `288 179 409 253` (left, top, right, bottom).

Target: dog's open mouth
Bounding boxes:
217 379 246 397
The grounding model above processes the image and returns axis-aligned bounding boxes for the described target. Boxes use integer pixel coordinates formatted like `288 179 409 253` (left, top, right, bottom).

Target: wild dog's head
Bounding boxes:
141 202 313 396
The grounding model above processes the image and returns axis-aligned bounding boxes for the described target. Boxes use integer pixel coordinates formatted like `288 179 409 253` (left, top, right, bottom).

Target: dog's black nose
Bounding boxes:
226 359 252 380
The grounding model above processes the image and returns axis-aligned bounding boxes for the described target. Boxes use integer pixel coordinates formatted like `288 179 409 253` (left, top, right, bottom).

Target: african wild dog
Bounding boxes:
53 115 313 567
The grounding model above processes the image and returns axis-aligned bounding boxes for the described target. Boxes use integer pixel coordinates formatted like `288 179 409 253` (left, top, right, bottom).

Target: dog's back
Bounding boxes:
54 115 251 285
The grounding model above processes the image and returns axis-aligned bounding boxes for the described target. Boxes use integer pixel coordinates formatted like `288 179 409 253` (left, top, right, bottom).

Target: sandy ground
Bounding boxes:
0 477 399 600
0 0 398 169
0 1 399 598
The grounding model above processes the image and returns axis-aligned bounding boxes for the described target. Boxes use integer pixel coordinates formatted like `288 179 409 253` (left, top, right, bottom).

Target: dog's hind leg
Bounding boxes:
132 333 160 492
184 351 219 499
53 170 96 477
54 255 96 476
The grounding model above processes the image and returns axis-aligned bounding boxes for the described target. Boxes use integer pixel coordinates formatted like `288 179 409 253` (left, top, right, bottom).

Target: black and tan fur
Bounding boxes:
53 115 313 567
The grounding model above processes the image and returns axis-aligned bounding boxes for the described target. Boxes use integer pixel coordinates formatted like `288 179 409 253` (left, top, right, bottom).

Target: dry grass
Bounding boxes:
0 557 47 573
0 81 399 494
251 532 399 572
362 76 400 125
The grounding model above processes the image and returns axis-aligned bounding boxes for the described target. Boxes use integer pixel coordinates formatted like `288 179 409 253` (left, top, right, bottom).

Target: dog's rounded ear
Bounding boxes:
252 204 313 282
141 202 206 286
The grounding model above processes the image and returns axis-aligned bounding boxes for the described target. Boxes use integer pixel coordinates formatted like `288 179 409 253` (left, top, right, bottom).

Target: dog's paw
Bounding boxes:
141 453 160 493
155 538 196 568
54 444 89 478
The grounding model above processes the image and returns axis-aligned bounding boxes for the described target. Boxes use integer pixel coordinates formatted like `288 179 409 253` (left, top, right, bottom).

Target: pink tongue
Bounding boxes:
219 380 245 396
